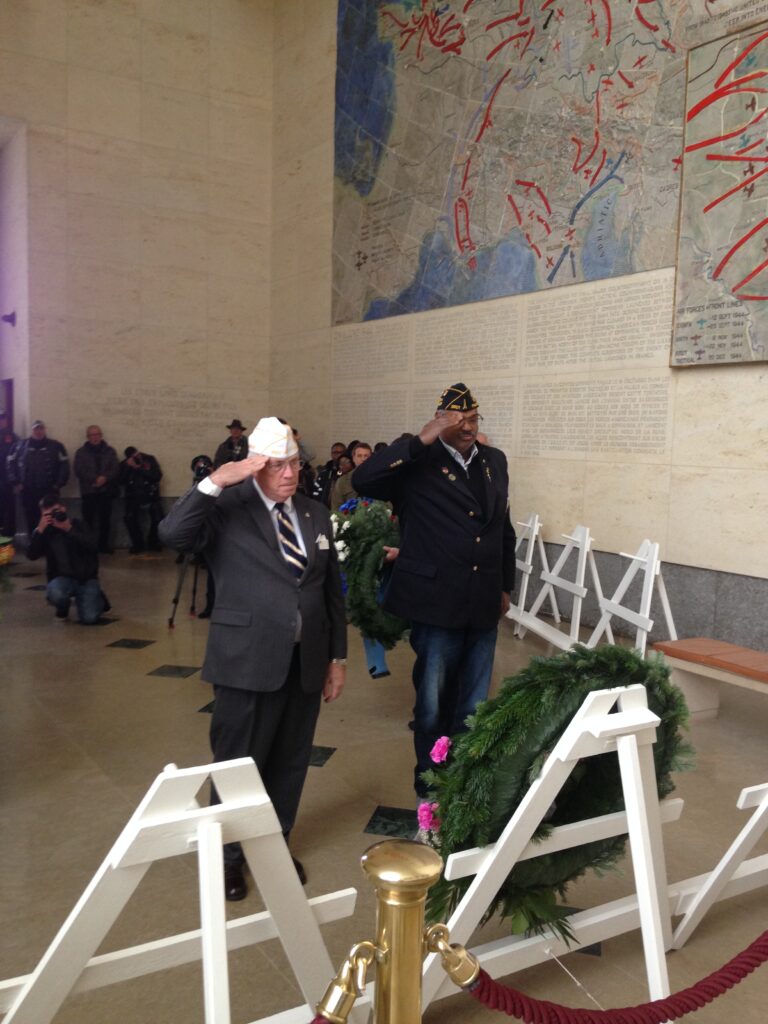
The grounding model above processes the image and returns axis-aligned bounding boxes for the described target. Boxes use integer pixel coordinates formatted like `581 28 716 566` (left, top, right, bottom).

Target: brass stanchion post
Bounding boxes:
361 839 443 1024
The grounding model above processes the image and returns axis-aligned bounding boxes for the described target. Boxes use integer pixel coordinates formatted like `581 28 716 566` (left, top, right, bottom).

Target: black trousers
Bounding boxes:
81 492 114 552
124 498 162 551
0 482 15 537
209 646 322 866
21 488 46 535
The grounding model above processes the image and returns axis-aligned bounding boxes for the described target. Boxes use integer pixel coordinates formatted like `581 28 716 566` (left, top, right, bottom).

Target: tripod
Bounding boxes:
168 552 202 628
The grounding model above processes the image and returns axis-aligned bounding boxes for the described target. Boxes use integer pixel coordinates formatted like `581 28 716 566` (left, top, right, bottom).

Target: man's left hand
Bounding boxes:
500 592 511 617
323 662 346 702
94 475 107 488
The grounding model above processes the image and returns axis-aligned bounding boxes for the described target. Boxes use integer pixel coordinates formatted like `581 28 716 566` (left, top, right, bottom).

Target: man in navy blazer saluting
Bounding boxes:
160 417 346 900
352 384 516 799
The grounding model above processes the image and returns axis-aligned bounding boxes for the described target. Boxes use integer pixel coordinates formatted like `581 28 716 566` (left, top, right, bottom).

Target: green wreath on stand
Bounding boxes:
331 498 408 649
421 644 693 941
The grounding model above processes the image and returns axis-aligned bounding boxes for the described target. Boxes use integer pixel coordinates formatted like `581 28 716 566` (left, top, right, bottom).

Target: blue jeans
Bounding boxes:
46 577 104 624
410 621 498 796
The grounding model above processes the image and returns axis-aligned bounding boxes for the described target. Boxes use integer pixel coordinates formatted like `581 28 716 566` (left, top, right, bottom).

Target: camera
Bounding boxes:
52 509 68 523
190 454 213 484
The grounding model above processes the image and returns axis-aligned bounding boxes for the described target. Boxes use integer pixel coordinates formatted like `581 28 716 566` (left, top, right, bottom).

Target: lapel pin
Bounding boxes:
448 473 457 481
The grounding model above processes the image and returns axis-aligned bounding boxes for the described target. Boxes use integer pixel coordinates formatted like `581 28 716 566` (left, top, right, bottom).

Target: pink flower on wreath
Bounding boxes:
430 736 452 763
417 801 441 832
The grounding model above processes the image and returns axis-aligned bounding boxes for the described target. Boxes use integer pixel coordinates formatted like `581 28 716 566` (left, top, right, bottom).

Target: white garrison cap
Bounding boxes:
248 417 298 459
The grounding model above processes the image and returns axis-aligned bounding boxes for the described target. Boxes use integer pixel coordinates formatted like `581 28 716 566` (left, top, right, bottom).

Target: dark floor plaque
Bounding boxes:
148 664 201 678
9 570 41 578
309 745 336 767
364 805 416 838
25 584 47 591
107 638 156 649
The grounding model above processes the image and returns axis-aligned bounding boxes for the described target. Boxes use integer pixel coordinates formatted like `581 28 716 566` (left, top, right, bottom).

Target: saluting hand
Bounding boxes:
419 410 463 446
209 455 267 488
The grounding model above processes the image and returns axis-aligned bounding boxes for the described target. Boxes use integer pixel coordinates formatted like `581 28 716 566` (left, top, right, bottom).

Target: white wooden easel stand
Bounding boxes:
586 539 678 656
0 759 365 1024
418 684 673 1008
510 513 561 636
421 781 768 1003
672 781 768 948
413 690 768 1011
507 524 608 651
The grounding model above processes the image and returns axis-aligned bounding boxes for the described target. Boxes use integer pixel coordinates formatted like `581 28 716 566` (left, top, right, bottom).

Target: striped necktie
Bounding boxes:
274 502 307 578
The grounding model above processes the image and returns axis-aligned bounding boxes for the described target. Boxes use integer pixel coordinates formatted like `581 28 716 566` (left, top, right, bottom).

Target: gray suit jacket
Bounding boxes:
159 482 346 694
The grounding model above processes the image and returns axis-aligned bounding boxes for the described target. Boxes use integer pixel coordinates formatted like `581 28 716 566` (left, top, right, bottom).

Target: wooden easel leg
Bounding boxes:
198 821 232 1024
616 733 672 1001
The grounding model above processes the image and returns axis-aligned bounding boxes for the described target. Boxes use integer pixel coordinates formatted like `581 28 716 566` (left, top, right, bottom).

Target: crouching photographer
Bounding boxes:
26 494 109 624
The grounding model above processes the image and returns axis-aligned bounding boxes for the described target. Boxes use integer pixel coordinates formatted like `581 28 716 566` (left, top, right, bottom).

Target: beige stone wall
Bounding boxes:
269 3 768 580
0 0 273 495
1 1 764 575
269 1 335 448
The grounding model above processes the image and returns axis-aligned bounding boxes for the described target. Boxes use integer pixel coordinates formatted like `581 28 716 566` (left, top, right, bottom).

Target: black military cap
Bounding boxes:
437 383 479 412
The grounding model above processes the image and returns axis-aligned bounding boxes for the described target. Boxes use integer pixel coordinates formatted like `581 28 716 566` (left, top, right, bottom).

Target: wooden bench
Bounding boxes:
652 637 768 719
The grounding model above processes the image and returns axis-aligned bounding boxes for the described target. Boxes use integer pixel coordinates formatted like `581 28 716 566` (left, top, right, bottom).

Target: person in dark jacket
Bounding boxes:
6 420 69 535
120 447 163 553
352 383 517 798
26 494 107 624
0 412 19 537
159 416 346 900
312 441 347 507
73 425 120 554
213 418 248 468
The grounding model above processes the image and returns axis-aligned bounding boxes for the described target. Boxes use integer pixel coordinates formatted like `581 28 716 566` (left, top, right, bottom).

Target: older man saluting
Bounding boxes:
160 417 346 900
352 383 516 800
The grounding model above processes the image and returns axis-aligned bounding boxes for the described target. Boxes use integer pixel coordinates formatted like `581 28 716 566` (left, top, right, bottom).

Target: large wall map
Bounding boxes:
333 0 691 324
672 22 768 365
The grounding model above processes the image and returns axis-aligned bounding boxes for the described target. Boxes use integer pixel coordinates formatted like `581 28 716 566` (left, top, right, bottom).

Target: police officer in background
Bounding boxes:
0 412 19 537
7 420 70 536
352 383 516 799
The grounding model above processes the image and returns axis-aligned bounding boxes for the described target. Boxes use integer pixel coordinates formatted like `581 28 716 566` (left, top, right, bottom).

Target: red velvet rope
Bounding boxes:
466 929 768 1024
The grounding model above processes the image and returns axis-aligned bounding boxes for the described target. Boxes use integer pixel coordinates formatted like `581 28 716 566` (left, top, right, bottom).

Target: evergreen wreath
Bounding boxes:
331 498 408 648
422 644 693 940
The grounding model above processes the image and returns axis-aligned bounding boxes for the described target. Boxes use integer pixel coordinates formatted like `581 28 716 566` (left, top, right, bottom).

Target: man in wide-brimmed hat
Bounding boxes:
213 417 248 468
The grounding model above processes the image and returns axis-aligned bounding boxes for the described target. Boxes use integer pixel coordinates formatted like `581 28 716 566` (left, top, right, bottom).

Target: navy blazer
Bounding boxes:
352 436 516 630
159 481 346 694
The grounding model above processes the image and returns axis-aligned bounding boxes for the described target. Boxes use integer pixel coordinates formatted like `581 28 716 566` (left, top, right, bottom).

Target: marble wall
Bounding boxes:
0 0 273 496
0 1 764 590
269 3 768 587
269 1 336 444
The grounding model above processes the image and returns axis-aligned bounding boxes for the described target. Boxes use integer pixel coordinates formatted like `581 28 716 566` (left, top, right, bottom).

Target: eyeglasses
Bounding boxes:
265 458 304 473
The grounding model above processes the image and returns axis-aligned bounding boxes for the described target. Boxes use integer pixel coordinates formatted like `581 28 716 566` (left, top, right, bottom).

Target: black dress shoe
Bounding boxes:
224 863 247 901
292 856 307 885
